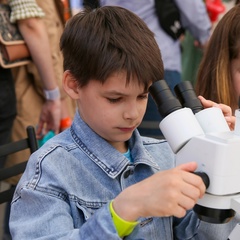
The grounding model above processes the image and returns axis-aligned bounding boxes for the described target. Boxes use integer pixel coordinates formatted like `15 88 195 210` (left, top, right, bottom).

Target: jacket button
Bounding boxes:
124 170 130 178
124 169 133 178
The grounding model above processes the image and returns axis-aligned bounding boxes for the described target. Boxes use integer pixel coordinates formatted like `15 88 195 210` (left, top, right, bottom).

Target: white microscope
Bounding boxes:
149 80 240 239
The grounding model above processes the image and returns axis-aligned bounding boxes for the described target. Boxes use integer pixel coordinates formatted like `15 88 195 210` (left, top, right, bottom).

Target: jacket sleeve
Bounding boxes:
174 0 211 44
9 149 121 240
10 189 121 240
173 210 200 239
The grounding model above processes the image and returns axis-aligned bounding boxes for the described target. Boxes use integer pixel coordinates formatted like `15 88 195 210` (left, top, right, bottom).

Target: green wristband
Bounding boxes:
109 200 138 238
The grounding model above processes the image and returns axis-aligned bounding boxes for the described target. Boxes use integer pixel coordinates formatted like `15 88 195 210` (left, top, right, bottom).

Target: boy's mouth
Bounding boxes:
118 127 136 132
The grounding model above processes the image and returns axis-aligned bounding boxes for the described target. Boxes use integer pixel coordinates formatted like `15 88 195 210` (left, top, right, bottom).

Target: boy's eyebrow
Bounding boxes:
105 90 148 96
104 90 130 96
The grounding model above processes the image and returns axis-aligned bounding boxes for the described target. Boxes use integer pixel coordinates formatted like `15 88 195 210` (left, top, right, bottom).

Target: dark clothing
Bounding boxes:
0 67 16 167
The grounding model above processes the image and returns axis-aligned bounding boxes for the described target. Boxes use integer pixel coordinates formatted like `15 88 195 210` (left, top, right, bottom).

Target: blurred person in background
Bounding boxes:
5 0 75 184
2 0 75 239
195 3 240 114
0 68 16 167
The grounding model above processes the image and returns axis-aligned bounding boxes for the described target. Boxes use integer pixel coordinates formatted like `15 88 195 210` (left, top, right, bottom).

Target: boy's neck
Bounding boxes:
110 141 128 153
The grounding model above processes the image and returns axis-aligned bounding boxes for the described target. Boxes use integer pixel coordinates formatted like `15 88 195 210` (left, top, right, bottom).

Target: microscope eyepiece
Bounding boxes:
174 81 203 114
149 80 182 118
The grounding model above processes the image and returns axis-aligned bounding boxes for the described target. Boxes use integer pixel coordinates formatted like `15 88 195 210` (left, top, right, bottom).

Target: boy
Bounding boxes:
9 6 206 239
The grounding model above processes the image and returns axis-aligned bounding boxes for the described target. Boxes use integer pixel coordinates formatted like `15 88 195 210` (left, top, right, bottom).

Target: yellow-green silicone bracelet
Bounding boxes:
109 200 138 238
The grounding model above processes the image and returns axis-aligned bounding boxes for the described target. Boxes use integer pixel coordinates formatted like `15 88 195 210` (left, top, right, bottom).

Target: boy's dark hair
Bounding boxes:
60 6 164 90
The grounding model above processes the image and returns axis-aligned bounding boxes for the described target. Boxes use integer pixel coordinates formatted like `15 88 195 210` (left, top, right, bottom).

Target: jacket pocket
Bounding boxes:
75 200 105 221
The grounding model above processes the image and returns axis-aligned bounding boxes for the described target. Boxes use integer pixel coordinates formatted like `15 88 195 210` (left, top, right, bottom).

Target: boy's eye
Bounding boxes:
107 98 121 103
139 94 148 100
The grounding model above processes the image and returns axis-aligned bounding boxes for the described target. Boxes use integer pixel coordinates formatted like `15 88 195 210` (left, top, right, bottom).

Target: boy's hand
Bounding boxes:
198 95 236 130
113 162 206 221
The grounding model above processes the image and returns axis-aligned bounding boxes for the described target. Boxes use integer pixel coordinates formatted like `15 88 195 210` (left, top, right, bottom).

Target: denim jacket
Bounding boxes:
10 111 200 239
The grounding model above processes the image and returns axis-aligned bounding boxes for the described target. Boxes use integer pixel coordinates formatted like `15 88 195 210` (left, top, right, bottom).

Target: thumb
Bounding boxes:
176 162 198 173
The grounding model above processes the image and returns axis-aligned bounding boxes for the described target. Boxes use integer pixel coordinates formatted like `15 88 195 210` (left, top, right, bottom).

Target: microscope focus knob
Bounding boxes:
194 172 210 189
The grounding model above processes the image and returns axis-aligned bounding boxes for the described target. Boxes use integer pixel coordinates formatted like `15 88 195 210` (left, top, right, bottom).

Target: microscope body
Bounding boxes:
176 130 240 210
149 79 240 239
176 131 240 195
159 104 240 211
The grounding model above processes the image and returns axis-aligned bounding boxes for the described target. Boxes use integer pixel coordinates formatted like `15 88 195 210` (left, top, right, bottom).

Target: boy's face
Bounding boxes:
77 71 149 152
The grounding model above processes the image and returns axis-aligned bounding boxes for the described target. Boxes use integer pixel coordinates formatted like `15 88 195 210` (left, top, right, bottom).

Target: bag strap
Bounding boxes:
155 0 185 40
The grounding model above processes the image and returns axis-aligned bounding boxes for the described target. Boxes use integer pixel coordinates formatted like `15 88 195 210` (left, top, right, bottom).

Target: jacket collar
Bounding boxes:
70 111 159 178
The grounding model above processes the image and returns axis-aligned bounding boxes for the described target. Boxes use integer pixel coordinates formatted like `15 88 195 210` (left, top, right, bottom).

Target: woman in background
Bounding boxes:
195 3 240 114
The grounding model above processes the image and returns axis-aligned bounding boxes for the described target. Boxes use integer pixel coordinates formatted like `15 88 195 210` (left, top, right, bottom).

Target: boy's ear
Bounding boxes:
62 70 80 99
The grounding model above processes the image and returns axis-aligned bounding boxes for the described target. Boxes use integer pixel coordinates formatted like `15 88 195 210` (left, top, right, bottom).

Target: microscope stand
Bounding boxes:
228 223 240 240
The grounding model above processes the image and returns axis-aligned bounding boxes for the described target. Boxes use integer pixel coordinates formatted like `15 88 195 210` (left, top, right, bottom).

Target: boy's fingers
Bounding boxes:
177 162 198 173
177 162 206 197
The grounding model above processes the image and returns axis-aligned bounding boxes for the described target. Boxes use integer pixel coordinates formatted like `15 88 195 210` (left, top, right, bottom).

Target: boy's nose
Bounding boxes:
123 103 140 120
